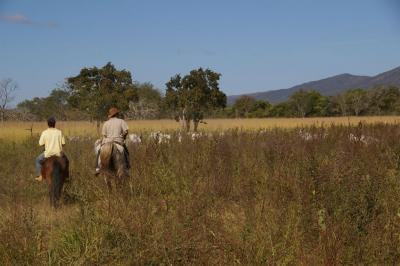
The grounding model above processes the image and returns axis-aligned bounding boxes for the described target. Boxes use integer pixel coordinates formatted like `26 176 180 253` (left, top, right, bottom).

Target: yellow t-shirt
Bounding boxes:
39 128 65 158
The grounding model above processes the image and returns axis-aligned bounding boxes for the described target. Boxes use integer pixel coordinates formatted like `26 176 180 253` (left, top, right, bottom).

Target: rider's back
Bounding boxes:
39 128 65 158
102 117 128 144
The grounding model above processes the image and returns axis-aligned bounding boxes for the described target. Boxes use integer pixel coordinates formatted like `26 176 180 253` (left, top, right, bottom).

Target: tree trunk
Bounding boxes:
181 107 190 132
340 105 347 116
337 96 347 116
193 120 199 132
185 119 190 132
96 120 101 135
178 115 190 132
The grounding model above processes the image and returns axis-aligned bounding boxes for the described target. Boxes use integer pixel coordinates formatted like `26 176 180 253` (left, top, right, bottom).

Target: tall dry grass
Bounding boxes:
1 124 400 264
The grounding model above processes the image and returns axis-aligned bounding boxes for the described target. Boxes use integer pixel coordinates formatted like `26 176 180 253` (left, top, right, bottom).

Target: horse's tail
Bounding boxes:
50 159 63 208
100 142 114 170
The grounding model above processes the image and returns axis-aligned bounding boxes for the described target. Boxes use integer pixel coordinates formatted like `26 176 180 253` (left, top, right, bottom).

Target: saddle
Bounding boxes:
96 139 127 153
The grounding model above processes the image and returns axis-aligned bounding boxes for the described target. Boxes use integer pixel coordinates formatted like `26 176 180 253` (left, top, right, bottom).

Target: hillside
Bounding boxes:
228 66 400 104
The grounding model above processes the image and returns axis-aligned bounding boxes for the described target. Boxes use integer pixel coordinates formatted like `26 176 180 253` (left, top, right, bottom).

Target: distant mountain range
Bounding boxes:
227 66 400 105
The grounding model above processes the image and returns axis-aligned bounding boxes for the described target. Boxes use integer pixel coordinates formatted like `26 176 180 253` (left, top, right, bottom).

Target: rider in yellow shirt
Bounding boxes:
35 117 66 181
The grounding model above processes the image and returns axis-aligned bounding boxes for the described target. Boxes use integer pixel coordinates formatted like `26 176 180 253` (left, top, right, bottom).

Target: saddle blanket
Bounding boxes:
94 139 125 154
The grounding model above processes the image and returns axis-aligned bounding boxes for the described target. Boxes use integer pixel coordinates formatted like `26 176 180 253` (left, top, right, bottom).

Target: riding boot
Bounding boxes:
123 144 131 169
35 153 45 181
94 150 101 175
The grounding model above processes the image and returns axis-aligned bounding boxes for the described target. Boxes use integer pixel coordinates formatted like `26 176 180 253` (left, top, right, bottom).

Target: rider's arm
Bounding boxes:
121 120 129 139
123 130 128 140
39 132 45 146
101 122 107 138
61 134 66 146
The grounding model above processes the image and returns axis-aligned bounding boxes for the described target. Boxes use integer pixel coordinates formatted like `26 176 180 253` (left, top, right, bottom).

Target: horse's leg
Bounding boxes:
49 181 58 208
51 181 59 209
50 159 64 209
115 167 125 190
48 182 55 208
63 156 70 182
104 175 112 192
44 167 55 208
103 175 112 214
116 163 130 204
56 178 64 207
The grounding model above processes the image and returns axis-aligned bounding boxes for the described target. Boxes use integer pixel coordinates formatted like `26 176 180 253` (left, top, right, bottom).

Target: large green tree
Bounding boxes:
367 86 400 115
289 89 328 117
269 102 294 117
17 88 75 120
0 78 17 122
330 94 348 116
67 62 138 124
232 96 271 118
127 82 162 119
165 68 226 131
233 96 257 118
343 88 368 116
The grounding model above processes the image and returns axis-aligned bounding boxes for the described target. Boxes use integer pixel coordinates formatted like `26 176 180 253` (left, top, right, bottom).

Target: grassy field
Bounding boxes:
1 119 400 264
1 116 400 141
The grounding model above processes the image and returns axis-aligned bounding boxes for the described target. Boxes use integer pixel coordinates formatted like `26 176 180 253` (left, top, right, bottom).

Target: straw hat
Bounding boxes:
108 107 119 118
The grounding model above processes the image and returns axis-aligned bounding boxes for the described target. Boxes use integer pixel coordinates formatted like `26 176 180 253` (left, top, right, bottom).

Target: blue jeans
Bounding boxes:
35 153 45 176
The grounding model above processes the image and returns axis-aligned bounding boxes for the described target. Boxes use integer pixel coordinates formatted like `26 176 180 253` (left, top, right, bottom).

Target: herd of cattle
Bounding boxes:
65 129 380 147
297 128 379 145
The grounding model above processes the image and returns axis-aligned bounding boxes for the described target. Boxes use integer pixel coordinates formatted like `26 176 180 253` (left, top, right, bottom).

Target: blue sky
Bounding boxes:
1 0 400 103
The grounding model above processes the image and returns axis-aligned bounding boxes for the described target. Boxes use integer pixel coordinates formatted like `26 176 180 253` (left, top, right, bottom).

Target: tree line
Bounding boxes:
6 63 226 131
2 62 400 130
228 86 400 118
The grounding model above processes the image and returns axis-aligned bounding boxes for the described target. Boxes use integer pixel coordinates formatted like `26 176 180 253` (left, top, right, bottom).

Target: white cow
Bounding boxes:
191 132 203 140
67 136 81 142
128 133 142 144
298 129 327 141
299 129 317 141
349 133 378 145
150 131 171 144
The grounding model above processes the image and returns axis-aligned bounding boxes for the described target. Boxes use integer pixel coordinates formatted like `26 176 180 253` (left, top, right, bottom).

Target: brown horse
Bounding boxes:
41 155 69 208
99 142 129 191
